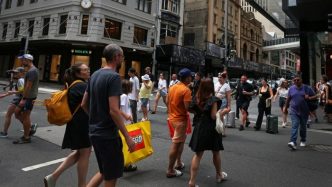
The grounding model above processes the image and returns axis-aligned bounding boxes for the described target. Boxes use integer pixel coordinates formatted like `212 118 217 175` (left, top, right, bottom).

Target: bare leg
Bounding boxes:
188 151 204 187
87 172 103 187
104 179 117 187
51 151 79 181
212 151 223 180
3 104 16 133
21 111 32 138
153 92 161 113
167 142 183 173
175 142 185 167
240 109 247 126
77 147 92 187
141 106 148 120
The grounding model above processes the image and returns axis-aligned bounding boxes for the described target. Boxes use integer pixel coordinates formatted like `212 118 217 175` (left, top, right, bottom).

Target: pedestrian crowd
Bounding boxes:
0 44 331 187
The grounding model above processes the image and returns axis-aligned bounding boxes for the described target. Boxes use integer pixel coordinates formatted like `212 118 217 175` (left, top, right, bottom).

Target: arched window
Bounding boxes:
256 49 259 63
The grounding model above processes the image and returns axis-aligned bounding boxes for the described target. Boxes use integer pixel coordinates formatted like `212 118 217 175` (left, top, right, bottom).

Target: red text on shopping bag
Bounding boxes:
130 129 145 152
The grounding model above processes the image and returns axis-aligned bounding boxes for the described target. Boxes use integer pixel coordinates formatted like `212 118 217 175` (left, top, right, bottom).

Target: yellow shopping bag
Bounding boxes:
120 121 154 166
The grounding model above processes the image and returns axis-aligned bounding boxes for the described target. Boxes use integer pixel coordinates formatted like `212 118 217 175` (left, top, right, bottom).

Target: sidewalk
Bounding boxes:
0 78 62 93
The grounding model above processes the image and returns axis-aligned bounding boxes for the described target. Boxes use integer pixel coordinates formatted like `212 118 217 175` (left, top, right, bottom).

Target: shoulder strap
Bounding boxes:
68 80 84 115
68 80 83 89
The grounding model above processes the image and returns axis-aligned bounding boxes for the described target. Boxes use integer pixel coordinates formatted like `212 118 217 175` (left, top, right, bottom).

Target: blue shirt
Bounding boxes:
288 84 314 116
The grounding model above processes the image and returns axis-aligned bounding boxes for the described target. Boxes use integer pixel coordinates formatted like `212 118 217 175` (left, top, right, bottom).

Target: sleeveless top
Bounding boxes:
259 85 271 104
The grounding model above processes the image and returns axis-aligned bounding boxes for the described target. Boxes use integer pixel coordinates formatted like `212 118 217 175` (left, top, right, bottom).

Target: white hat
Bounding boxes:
18 54 34 61
279 78 286 86
141 74 150 81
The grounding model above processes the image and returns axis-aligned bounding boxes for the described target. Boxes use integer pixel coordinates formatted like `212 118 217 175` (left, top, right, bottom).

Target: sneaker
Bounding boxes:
0 132 8 138
13 136 31 144
288 142 297 150
300 142 306 147
235 117 239 120
245 121 250 127
124 164 138 172
307 123 310 128
239 125 244 131
315 118 318 123
29 123 38 136
44 174 56 187
282 123 286 128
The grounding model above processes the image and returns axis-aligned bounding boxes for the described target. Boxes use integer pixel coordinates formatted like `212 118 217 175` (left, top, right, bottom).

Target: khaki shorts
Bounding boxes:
169 120 187 143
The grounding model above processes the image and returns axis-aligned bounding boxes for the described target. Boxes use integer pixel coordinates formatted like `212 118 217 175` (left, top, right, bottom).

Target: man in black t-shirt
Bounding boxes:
236 75 254 131
81 44 135 186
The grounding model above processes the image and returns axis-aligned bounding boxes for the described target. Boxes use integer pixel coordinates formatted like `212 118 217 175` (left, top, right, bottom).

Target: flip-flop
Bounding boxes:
216 171 228 183
175 162 185 170
166 169 183 178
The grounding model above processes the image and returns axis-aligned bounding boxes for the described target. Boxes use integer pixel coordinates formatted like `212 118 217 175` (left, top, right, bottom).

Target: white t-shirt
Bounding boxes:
158 79 167 93
215 82 231 99
120 94 132 125
128 76 140 100
277 87 288 98
169 79 179 87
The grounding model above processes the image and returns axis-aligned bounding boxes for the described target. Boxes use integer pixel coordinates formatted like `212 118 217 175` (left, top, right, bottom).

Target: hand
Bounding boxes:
19 99 26 107
127 115 133 121
304 94 309 100
126 137 136 152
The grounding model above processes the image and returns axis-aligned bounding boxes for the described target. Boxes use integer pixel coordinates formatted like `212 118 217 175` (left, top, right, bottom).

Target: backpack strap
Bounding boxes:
67 80 84 115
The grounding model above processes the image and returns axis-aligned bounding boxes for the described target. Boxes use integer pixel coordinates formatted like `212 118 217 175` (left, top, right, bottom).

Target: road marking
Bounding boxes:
157 106 167 109
308 129 332 135
38 88 59 93
22 157 66 171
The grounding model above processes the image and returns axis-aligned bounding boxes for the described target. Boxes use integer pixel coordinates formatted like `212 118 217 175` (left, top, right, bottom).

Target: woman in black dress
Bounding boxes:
44 63 91 187
189 78 227 187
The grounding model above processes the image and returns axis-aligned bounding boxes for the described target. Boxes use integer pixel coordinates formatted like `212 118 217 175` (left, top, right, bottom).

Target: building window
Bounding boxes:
5 0 12 9
133 26 147 45
28 20 34 37
137 0 151 13
160 23 177 44
17 0 24 6
81 15 89 35
42 17 50 36
104 18 122 40
30 0 37 3
161 0 180 14
59 14 68 34
184 33 195 46
2 23 8 39
222 0 224 10
111 0 126 4
14 22 20 38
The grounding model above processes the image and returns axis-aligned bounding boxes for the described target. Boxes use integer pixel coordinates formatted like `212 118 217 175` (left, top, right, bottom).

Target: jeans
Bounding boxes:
290 114 308 144
129 99 138 123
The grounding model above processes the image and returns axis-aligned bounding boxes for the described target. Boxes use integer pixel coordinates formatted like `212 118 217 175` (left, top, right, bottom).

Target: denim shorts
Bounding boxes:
140 98 149 107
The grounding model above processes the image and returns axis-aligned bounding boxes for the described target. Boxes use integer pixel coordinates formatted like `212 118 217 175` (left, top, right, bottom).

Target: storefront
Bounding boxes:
0 40 152 83
156 44 205 81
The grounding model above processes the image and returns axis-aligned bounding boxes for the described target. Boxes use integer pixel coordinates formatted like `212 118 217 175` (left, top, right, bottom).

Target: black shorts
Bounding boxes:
19 98 36 111
279 97 286 108
10 96 22 106
239 101 250 111
90 136 124 180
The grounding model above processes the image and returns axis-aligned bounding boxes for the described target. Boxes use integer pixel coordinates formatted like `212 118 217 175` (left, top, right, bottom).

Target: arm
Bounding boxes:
81 91 89 114
273 88 279 102
269 87 274 99
144 81 152 89
283 96 290 114
109 96 135 152
225 90 232 112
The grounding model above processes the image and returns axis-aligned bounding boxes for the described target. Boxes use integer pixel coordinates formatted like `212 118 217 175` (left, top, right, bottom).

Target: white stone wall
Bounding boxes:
0 0 157 51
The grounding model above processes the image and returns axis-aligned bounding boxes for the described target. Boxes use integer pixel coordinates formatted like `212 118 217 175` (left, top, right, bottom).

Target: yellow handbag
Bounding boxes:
119 121 154 166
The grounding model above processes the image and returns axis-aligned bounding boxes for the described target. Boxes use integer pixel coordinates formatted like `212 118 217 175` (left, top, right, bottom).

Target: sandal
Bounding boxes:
216 171 228 183
13 136 31 144
124 164 137 172
166 169 183 178
175 162 185 170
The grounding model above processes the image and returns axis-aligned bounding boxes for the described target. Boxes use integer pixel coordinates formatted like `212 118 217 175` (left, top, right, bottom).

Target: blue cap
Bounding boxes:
178 68 192 78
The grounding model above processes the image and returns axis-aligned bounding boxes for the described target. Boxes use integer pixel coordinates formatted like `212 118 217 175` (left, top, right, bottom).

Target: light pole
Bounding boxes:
152 0 159 77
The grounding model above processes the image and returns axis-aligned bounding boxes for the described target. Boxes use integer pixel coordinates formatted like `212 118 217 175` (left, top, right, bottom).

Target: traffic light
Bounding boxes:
328 13 332 32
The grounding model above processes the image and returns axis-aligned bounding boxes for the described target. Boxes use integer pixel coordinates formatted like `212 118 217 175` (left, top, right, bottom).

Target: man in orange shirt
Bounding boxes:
166 68 192 178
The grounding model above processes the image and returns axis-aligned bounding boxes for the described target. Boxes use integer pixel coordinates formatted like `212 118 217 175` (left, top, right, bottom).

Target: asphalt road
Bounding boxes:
0 88 332 187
